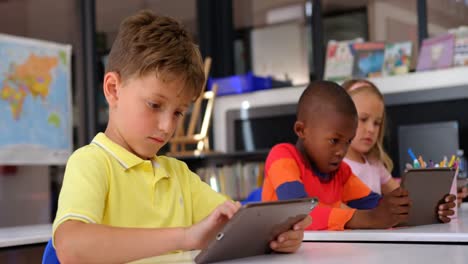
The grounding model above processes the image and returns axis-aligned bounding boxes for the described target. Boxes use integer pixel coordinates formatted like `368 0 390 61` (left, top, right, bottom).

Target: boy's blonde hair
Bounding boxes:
342 79 394 173
106 10 205 101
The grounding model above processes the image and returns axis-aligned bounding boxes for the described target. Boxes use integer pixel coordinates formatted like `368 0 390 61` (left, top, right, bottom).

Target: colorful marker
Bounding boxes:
441 156 448 167
408 148 417 163
405 163 413 170
448 155 456 168
418 155 426 168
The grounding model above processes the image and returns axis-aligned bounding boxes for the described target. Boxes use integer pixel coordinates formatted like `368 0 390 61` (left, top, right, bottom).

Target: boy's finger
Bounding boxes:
273 245 300 253
224 201 240 214
438 215 451 223
391 205 410 215
389 196 411 206
392 187 409 197
278 230 303 242
217 202 239 219
270 240 301 252
438 209 455 217
294 215 312 230
399 188 409 196
445 195 456 202
226 200 239 209
438 202 456 210
217 207 235 219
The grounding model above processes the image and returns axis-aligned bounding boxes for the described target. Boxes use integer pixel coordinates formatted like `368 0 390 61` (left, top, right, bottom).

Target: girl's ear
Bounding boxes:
294 121 305 139
103 72 121 108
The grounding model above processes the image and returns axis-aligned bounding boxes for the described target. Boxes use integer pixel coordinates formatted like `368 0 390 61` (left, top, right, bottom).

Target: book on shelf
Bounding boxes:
452 26 468 67
239 162 263 199
323 38 363 82
382 41 412 76
416 33 455 71
195 162 264 201
352 42 385 78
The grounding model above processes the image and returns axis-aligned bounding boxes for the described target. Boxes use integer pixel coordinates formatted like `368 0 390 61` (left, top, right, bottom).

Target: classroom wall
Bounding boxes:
0 0 76 43
0 0 27 36
0 0 80 226
0 166 50 227
95 0 198 49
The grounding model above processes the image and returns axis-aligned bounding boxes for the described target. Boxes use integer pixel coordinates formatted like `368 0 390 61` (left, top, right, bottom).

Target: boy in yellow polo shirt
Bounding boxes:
53 10 311 263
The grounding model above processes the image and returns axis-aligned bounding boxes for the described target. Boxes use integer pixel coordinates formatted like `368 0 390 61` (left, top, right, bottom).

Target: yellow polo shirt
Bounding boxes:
53 133 227 242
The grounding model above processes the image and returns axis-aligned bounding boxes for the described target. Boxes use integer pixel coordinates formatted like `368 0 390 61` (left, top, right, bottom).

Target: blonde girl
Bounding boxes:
342 79 399 195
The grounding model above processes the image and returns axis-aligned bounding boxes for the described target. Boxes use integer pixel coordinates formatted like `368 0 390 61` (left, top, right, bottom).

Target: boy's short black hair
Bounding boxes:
297 80 357 121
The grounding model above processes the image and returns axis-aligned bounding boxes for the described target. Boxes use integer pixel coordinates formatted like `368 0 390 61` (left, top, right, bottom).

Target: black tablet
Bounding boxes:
194 197 318 264
400 168 456 226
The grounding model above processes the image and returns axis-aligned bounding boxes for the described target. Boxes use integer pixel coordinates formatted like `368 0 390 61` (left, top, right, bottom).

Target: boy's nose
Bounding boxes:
336 145 347 157
158 113 174 134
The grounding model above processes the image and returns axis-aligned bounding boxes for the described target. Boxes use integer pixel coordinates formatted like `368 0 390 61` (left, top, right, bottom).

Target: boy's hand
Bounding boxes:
438 194 456 223
184 201 241 250
270 215 312 253
370 187 411 228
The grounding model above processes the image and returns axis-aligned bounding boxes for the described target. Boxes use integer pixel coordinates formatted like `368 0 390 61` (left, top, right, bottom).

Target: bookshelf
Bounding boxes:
174 150 269 201
370 66 468 96
213 66 468 152
173 150 269 171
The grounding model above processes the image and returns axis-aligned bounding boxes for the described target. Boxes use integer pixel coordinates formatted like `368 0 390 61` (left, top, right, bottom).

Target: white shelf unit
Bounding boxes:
370 66 468 94
213 67 468 152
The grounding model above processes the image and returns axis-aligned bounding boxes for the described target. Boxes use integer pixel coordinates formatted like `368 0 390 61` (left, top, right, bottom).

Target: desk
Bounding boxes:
132 242 468 264
304 204 468 244
0 224 51 248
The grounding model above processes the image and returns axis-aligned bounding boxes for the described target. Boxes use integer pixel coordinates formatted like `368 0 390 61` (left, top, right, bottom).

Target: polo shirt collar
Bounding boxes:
91 133 158 170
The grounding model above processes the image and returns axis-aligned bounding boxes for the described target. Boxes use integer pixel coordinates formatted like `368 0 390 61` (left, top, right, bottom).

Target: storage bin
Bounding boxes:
207 72 272 96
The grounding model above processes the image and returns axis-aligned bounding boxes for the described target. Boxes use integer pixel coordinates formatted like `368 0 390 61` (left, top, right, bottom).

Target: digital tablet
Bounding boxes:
194 197 318 264
400 168 456 226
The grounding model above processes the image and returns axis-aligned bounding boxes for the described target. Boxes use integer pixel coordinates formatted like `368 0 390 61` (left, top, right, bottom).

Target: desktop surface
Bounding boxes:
0 224 51 248
131 242 468 264
304 203 468 243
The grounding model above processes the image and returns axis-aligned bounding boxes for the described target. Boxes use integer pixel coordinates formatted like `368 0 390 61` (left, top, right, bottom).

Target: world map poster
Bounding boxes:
0 34 72 165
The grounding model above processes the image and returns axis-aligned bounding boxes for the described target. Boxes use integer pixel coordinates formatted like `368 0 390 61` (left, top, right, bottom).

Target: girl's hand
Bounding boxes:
438 194 456 223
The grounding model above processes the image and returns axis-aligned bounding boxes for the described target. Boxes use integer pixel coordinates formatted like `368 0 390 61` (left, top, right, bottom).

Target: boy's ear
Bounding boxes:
103 72 121 108
294 120 305 139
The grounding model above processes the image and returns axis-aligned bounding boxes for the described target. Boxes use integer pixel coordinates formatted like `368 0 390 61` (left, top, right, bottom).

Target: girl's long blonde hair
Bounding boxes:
342 79 394 173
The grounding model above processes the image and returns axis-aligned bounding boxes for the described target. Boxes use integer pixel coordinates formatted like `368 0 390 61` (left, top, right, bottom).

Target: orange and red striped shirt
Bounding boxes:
262 143 380 230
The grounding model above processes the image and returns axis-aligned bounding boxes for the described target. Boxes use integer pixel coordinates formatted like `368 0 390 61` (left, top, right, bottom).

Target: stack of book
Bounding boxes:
324 39 412 81
324 26 468 82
